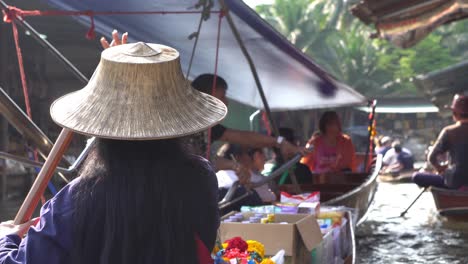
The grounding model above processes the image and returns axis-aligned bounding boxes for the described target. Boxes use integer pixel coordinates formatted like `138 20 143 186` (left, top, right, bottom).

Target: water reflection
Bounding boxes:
357 183 468 263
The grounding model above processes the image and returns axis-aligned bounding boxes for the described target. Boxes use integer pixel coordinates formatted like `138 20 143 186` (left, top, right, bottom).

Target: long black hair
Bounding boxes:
318 111 342 134
71 138 219 264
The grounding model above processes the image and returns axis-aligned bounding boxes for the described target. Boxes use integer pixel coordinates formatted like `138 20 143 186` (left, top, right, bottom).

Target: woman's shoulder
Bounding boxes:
309 134 324 145
188 154 215 173
44 178 82 214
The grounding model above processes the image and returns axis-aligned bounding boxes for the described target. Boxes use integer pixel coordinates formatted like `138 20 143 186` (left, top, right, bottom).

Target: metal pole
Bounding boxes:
249 109 261 131
0 87 70 165
0 0 89 84
219 0 279 136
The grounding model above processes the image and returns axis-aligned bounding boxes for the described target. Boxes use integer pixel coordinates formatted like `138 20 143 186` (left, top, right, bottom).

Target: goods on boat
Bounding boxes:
280 155 382 225
213 237 284 264
219 208 356 264
431 187 468 221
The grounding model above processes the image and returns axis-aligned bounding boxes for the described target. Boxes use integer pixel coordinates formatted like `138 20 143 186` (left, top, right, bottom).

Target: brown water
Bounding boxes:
357 182 468 264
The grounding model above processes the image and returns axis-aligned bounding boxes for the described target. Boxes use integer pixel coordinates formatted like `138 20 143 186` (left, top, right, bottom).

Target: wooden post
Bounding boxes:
14 128 73 224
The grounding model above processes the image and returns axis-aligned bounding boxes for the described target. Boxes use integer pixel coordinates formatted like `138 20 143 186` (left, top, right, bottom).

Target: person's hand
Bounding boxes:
437 164 448 174
100 30 128 49
0 218 39 238
280 140 309 157
233 163 251 186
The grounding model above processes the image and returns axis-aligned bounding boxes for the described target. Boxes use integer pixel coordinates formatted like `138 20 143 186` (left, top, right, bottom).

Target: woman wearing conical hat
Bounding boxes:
0 42 226 263
101 31 307 183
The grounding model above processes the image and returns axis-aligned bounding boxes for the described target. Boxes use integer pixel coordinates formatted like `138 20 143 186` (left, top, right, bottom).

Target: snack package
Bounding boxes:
297 202 320 215
240 205 278 214
318 211 344 227
274 203 299 214
280 192 320 204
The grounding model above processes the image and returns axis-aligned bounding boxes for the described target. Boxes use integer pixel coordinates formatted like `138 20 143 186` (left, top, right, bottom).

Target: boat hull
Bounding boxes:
280 155 382 225
431 187 468 221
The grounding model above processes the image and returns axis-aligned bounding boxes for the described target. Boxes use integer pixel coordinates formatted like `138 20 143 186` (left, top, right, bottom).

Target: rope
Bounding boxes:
7 8 58 198
206 10 224 159
10 22 31 117
185 7 208 78
3 5 222 39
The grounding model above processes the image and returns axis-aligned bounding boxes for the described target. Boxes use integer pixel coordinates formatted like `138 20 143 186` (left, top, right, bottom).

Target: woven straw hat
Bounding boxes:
50 42 227 140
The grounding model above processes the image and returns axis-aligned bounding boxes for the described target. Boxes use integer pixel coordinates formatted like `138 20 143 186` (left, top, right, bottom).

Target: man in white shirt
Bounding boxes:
216 144 276 205
383 141 414 174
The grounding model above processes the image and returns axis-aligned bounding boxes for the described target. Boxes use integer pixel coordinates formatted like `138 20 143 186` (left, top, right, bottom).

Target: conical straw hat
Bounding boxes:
50 42 227 140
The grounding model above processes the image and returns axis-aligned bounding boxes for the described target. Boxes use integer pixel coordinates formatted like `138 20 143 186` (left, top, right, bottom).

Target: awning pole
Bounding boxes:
219 0 279 136
364 100 377 172
0 0 89 84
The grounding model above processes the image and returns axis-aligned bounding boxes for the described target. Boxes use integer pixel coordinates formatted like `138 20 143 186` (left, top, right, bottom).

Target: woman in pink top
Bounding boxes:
301 111 357 173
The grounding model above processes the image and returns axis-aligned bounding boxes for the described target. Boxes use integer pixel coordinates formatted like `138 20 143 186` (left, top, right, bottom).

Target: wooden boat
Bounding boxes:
431 187 468 221
378 170 414 183
280 154 382 225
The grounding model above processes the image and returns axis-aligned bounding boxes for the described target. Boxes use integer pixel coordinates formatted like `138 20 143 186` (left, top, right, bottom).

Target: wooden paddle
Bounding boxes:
399 186 429 217
14 129 73 224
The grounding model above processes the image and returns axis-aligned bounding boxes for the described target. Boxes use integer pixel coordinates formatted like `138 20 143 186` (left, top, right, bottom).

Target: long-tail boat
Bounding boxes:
431 187 468 221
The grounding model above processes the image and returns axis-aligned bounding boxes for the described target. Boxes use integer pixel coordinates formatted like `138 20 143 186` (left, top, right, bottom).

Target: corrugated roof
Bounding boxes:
413 60 468 112
351 0 468 48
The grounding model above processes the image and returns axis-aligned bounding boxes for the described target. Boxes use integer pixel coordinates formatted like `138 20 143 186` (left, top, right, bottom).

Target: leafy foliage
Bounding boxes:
256 0 467 97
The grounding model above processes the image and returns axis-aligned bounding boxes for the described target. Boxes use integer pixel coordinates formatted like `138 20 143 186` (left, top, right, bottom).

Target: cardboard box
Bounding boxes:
219 213 323 263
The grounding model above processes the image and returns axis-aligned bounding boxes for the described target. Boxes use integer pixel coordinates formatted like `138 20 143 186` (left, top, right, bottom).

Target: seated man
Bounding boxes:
383 142 414 175
217 144 276 214
376 136 392 156
413 94 468 189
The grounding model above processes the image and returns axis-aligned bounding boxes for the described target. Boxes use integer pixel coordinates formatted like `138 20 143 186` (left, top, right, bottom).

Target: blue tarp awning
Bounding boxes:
44 0 366 111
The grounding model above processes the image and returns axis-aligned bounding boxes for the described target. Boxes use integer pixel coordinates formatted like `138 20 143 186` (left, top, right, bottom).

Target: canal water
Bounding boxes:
357 182 468 264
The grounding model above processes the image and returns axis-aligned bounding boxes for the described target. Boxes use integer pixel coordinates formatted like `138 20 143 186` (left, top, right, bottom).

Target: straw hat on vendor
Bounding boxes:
51 42 226 139
0 42 226 264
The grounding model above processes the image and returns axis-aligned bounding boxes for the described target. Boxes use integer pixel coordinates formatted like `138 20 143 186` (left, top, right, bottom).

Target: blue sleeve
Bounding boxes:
0 182 76 264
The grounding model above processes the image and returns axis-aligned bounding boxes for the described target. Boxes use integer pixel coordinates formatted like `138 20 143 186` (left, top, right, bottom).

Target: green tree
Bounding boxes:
256 0 462 97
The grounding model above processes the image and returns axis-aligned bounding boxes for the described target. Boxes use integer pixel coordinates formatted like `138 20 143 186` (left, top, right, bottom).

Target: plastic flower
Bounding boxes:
247 240 265 258
224 248 249 259
260 259 275 264
213 244 221 254
225 237 248 252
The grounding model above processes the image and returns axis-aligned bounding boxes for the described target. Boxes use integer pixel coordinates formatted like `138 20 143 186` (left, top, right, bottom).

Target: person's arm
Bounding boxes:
220 128 279 148
212 156 250 185
300 137 318 172
382 150 393 166
0 185 74 264
220 128 305 157
428 128 449 173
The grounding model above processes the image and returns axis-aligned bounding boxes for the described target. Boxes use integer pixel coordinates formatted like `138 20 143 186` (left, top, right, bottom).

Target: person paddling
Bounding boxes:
413 94 468 189
0 43 225 263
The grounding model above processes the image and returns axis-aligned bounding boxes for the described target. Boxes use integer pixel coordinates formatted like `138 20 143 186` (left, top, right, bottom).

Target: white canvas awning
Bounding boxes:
44 0 367 111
